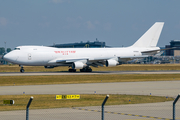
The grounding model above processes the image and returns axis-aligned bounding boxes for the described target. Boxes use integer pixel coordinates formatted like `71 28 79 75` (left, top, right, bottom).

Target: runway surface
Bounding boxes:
0 81 180 98
1 70 180 76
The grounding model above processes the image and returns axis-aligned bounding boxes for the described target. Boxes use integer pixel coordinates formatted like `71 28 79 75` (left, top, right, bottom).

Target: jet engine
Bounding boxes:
72 62 86 69
106 59 118 67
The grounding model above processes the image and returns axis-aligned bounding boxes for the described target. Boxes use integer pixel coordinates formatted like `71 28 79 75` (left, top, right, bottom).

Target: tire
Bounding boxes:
80 69 85 72
87 69 92 72
69 69 76 72
20 69 24 73
80 68 92 72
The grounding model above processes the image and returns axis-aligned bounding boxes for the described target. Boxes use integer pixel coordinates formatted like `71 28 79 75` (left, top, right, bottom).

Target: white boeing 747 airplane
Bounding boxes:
4 22 164 73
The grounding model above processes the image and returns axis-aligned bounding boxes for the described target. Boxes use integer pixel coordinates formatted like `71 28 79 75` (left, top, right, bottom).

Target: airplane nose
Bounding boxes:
3 53 18 62
3 53 10 61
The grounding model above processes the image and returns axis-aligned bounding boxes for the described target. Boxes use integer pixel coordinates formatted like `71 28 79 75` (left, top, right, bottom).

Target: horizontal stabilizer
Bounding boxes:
141 47 177 54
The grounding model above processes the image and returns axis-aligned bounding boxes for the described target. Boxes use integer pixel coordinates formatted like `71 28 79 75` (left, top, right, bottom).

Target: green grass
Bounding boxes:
0 94 174 111
0 74 180 86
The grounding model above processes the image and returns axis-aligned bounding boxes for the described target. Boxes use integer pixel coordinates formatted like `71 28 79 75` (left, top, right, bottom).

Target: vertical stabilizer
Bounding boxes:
131 22 164 48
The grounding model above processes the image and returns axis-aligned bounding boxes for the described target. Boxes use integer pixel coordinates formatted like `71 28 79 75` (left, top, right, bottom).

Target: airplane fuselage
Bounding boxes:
4 46 159 66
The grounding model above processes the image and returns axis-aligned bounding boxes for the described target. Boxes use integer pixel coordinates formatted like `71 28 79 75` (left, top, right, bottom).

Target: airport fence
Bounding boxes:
0 95 180 120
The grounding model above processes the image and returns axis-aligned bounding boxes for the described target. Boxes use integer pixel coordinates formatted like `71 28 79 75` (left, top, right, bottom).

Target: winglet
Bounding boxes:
131 22 164 48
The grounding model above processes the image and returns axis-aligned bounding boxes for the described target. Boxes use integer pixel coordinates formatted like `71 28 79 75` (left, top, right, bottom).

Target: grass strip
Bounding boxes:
0 94 174 111
1 64 180 72
0 74 180 86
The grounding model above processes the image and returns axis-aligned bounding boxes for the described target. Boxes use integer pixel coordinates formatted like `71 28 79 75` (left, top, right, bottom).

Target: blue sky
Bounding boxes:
0 0 180 49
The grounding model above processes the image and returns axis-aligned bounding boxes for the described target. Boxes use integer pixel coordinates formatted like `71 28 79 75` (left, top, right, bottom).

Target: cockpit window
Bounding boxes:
14 48 20 50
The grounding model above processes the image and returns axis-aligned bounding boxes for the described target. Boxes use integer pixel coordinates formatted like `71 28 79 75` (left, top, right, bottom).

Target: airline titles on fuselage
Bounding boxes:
54 50 76 55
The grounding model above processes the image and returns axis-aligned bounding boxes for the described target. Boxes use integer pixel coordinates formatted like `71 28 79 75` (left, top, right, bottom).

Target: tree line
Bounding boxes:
0 47 12 55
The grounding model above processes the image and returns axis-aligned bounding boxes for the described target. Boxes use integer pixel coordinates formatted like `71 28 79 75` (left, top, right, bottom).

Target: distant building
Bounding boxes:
165 40 180 56
50 40 106 48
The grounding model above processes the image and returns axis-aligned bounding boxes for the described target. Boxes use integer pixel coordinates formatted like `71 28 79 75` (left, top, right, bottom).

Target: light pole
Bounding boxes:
4 41 6 53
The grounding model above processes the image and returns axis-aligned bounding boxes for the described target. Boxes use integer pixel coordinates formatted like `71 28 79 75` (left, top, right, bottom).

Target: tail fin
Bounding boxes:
131 22 164 48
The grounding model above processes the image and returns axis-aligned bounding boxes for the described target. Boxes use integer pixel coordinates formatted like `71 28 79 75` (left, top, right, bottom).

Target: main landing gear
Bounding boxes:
68 67 92 72
80 67 92 72
68 69 76 72
19 65 25 73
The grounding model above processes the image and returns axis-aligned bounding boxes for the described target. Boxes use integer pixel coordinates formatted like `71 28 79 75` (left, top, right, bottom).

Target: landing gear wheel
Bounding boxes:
19 65 25 73
20 69 24 73
68 69 76 72
80 67 92 72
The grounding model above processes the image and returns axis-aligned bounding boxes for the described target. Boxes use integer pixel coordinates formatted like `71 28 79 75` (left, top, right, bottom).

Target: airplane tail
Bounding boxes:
131 22 164 48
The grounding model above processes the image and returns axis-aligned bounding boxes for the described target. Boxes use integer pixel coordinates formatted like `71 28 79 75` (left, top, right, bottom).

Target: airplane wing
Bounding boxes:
48 57 116 67
118 55 149 62
48 58 89 64
48 56 150 68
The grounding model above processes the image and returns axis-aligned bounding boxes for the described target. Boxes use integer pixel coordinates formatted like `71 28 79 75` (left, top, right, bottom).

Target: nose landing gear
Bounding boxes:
20 68 24 73
19 65 25 73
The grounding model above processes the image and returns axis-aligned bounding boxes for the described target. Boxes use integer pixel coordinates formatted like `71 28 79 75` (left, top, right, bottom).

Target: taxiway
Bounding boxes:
0 81 180 98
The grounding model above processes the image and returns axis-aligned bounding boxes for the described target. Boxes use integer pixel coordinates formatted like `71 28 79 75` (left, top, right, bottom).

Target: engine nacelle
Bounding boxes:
44 66 54 69
106 60 118 67
72 62 86 69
